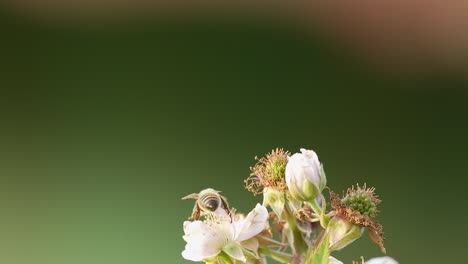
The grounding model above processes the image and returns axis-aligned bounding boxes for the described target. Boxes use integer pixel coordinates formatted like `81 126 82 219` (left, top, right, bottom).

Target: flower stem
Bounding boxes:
259 248 293 264
284 201 307 262
308 199 328 229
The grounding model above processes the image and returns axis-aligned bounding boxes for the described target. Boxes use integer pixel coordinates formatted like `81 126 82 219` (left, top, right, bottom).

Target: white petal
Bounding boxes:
232 214 246 236
329 256 344 264
182 221 224 261
215 220 236 241
234 204 268 242
365 256 399 264
182 244 220 262
223 242 246 262
213 207 231 222
300 148 320 165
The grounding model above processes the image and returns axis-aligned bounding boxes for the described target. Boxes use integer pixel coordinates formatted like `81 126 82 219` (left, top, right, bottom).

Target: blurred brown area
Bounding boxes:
1 0 468 75
312 0 468 74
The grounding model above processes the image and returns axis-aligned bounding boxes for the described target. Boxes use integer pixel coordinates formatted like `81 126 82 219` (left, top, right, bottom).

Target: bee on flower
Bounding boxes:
181 202 269 263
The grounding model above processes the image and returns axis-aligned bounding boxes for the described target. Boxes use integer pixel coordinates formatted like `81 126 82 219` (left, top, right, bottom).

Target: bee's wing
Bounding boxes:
182 193 199 200
203 188 221 193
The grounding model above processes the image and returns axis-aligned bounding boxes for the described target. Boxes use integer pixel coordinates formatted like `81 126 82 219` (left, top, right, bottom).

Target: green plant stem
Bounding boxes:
284 201 308 256
308 200 328 229
259 248 293 264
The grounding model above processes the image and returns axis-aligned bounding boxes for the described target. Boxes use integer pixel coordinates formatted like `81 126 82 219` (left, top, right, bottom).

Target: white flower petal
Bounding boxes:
234 204 268 242
182 244 220 262
182 221 224 261
300 148 320 165
329 256 344 264
214 220 236 242
223 242 246 262
365 256 399 264
213 207 231 221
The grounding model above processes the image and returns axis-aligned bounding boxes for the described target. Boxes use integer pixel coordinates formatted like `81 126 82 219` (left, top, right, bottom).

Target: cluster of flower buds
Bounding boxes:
181 148 398 264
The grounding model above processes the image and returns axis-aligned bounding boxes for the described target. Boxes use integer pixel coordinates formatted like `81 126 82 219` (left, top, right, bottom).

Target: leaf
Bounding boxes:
303 234 330 264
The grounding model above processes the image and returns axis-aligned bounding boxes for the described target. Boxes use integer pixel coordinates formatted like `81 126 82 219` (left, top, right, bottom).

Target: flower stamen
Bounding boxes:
245 148 290 195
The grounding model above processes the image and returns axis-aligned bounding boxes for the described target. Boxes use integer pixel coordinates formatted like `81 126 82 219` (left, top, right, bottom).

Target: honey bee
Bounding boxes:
182 188 231 220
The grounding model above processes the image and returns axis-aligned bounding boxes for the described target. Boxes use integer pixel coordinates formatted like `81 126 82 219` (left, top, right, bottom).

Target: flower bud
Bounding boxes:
327 215 363 251
285 148 326 201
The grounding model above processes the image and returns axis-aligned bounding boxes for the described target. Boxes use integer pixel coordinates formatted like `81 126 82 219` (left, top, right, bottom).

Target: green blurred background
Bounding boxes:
1 11 467 264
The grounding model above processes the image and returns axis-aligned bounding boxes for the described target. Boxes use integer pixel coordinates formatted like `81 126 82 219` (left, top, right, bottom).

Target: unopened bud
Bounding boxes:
285 149 326 201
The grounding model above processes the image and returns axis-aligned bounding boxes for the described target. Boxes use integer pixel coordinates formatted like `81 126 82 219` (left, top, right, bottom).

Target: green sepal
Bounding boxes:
319 165 327 191
211 252 234 264
223 242 245 262
263 188 286 220
303 178 320 201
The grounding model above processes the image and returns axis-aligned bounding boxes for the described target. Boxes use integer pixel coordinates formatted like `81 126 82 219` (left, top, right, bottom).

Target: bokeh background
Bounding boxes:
1 2 468 264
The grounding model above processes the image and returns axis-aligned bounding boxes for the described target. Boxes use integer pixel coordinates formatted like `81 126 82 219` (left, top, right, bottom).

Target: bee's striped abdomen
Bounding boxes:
199 193 220 212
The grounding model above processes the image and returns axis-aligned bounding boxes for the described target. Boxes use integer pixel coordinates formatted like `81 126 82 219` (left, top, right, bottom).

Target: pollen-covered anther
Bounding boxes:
244 148 290 195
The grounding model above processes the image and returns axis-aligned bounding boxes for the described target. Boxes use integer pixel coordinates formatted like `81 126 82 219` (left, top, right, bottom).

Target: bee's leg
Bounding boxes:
189 203 200 220
220 197 232 222
192 203 201 220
